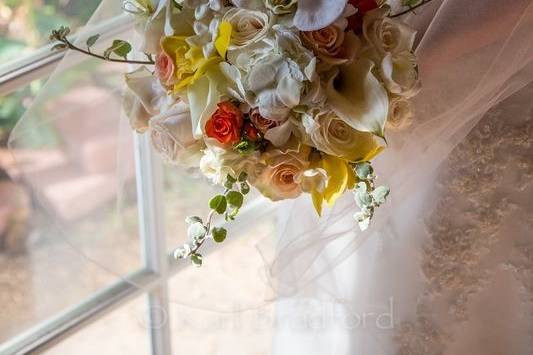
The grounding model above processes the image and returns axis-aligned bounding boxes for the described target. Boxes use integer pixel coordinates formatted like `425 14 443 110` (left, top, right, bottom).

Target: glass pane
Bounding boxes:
42 295 151 355
0 59 142 343
0 0 102 64
166 212 277 354
163 166 217 254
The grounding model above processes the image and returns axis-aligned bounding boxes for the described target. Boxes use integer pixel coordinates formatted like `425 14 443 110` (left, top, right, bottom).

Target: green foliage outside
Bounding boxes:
0 0 102 145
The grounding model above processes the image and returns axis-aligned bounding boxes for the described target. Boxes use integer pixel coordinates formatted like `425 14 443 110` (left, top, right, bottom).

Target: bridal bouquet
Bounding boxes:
50 0 422 266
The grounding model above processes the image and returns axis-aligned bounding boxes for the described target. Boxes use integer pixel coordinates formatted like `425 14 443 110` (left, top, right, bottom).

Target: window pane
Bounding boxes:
42 295 151 355
166 212 277 354
0 60 142 343
163 166 216 254
0 0 102 64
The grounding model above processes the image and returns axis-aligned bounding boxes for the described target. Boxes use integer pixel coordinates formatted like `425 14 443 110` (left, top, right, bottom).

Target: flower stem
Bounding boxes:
57 37 155 65
389 0 435 18
190 210 216 255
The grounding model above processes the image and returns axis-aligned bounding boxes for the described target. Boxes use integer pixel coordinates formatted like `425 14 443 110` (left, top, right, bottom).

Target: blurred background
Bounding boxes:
0 2 276 354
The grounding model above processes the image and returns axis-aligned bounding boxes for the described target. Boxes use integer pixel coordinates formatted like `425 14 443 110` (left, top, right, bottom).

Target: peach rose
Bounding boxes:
253 144 310 201
301 24 359 65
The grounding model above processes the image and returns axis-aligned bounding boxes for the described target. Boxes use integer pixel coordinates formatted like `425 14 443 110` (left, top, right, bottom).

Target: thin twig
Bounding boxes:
58 37 155 65
389 0 435 18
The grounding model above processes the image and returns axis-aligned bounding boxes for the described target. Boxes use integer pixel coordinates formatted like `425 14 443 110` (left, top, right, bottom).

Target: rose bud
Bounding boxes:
347 0 379 33
243 122 260 142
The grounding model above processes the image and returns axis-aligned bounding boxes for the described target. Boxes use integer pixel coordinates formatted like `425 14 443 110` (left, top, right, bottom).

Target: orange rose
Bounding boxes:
205 101 244 145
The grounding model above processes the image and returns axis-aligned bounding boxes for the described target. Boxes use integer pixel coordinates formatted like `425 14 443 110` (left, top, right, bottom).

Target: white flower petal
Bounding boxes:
277 76 302 108
294 0 348 31
187 70 226 139
257 90 291 121
264 120 293 147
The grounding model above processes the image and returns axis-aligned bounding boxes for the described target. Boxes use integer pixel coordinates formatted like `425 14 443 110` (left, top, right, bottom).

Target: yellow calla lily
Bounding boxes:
311 188 324 217
215 21 232 58
308 154 359 216
323 155 349 207
160 30 229 92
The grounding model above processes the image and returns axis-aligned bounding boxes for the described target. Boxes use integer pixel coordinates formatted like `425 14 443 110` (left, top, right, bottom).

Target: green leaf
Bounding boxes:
240 182 250 195
355 162 374 180
238 172 248 182
57 26 70 38
173 245 191 259
224 174 236 189
172 0 183 10
211 227 227 243
103 39 132 59
226 174 237 183
86 34 100 48
234 140 257 155
185 216 203 224
209 195 227 214
187 222 207 241
354 213 371 231
226 191 243 208
191 253 203 267
372 186 390 206
226 208 239 221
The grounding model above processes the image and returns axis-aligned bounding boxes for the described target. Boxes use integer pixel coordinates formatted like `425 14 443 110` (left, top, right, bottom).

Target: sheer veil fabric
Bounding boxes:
8 0 533 353
270 0 533 354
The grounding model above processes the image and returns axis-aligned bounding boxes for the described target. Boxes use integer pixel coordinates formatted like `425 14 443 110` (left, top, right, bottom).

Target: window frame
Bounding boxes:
0 13 274 354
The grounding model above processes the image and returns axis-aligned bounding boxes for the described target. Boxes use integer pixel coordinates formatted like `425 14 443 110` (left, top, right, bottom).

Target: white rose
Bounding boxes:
149 102 203 166
380 51 421 98
223 8 270 50
303 109 383 162
200 143 264 185
123 66 168 133
363 7 417 55
386 96 414 130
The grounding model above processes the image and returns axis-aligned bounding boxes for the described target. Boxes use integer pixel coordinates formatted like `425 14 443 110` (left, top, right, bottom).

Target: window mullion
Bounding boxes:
134 133 173 355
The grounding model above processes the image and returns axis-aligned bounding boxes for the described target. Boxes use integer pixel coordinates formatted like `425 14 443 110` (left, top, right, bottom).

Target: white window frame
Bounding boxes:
0 14 273 355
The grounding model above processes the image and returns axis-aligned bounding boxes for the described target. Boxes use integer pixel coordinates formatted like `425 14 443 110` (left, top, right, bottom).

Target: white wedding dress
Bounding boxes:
269 1 533 354
8 0 533 354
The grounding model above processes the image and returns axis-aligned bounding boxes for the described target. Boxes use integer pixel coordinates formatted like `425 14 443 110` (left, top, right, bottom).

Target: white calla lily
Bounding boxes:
326 57 389 138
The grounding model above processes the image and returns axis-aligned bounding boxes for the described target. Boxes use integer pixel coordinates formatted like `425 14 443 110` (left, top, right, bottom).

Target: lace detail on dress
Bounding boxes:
395 83 533 355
